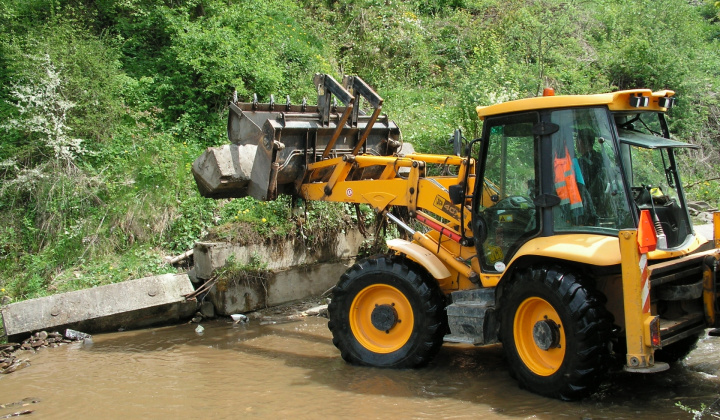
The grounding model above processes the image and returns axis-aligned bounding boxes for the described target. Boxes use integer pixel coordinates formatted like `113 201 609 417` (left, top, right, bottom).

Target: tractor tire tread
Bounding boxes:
328 255 446 368
500 265 614 400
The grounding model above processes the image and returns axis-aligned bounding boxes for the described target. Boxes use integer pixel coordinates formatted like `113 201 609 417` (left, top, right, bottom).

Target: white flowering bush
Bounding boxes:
2 54 85 165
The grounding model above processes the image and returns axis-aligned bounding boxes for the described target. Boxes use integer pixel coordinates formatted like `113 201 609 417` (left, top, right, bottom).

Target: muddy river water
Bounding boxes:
1 317 718 419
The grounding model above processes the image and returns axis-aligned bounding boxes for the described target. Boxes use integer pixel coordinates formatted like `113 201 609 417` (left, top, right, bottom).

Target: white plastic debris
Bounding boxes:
195 324 205 335
301 305 328 317
231 314 248 324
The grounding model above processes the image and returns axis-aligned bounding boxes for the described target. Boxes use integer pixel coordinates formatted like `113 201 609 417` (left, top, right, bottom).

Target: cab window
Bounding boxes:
550 108 633 233
477 112 539 271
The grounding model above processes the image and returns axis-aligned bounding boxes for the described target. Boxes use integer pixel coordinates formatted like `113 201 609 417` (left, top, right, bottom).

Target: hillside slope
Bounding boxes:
1 0 719 302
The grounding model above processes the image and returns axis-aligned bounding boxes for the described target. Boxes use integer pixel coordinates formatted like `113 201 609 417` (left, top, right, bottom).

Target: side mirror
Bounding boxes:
449 128 463 157
472 215 487 245
448 184 465 205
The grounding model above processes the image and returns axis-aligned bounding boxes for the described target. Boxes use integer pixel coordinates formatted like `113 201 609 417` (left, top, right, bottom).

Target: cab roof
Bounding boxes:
476 89 675 120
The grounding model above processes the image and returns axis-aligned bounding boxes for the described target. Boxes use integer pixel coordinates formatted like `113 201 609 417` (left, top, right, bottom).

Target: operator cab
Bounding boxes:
472 90 698 273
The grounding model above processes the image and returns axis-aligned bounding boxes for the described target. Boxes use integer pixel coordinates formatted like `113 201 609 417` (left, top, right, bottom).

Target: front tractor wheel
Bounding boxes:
328 256 446 368
500 266 614 400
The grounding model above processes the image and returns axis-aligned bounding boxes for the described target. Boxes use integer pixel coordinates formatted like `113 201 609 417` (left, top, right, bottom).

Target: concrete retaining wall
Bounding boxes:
193 230 365 279
0 232 367 340
208 262 352 315
195 231 366 315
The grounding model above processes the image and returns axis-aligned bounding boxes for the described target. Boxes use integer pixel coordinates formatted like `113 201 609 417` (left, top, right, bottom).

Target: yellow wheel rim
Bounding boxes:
513 296 566 376
349 284 414 354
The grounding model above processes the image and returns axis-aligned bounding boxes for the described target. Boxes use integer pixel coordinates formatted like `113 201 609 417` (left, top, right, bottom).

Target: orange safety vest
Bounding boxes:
554 147 583 209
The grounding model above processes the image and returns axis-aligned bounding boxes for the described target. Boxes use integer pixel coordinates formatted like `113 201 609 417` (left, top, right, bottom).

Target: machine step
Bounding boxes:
444 288 498 345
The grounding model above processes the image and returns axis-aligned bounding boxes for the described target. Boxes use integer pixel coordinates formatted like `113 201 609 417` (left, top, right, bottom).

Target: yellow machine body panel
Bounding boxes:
477 89 675 119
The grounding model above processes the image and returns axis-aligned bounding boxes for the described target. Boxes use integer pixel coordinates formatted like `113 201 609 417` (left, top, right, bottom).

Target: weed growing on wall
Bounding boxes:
208 195 375 250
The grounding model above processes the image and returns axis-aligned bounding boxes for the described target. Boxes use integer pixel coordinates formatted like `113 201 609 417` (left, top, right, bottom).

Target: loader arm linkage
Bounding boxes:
193 73 480 290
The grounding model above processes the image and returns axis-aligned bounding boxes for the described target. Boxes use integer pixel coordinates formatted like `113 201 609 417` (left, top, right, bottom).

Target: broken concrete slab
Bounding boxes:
1 273 195 341
195 229 365 315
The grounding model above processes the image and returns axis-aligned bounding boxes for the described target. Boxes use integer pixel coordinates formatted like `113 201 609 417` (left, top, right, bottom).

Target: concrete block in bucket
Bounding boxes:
193 101 266 199
192 143 257 199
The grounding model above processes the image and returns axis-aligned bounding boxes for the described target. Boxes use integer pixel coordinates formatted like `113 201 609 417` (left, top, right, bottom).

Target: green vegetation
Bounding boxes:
675 400 720 419
1 0 720 302
214 254 270 298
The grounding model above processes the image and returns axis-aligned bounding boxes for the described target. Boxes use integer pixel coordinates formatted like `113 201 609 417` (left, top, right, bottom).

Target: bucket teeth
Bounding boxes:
248 93 300 111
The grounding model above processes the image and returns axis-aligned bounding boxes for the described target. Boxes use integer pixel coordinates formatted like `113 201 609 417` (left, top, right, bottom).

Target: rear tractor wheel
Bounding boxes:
500 266 614 400
328 255 446 368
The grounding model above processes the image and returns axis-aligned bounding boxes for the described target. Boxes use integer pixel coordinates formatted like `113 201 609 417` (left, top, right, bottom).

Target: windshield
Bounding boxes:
616 112 694 249
615 112 665 137
621 142 693 249
550 108 633 233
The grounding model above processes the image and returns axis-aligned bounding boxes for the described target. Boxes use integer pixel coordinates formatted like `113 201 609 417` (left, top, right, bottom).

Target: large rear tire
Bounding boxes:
499 266 614 400
328 255 446 368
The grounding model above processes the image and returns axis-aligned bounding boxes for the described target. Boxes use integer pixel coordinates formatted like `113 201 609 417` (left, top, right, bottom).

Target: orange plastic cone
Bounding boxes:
638 210 657 254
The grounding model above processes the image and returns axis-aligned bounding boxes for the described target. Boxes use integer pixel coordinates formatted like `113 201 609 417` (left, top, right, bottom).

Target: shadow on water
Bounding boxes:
83 317 720 419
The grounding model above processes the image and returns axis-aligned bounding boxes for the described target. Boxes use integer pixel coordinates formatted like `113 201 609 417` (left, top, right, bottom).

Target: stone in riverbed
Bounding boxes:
1 360 30 374
0 343 19 352
301 305 328 317
200 301 215 319
64 329 91 341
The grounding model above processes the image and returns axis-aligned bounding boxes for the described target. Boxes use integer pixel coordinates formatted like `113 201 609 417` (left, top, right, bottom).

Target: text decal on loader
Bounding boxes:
434 195 460 220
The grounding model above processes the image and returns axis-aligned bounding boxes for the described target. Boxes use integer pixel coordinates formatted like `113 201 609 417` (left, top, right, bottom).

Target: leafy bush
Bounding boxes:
2 54 85 164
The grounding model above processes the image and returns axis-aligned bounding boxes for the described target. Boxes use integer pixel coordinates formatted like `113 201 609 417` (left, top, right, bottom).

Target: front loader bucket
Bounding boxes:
192 74 402 200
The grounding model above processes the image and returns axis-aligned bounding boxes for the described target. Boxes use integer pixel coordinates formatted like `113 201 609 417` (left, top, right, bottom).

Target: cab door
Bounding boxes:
473 112 541 273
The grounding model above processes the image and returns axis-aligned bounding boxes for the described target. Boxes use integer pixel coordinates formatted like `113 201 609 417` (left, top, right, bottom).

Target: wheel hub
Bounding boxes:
532 319 561 351
371 304 399 332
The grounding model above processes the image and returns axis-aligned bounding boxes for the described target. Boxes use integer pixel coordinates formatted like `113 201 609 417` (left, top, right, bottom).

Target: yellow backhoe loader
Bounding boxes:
193 74 720 400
